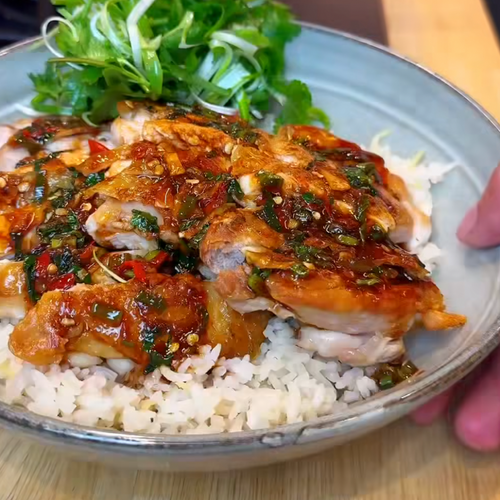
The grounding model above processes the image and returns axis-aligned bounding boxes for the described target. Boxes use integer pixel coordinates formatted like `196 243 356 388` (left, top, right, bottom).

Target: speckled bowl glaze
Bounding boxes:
1 24 500 472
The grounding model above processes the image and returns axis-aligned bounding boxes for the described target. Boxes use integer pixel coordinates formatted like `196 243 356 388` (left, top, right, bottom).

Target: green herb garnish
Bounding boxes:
256 171 284 189
291 263 309 278
178 195 198 220
248 267 271 295
130 210 160 233
302 192 323 205
261 197 283 232
24 254 39 304
30 0 327 129
135 290 167 313
91 303 123 325
85 171 105 187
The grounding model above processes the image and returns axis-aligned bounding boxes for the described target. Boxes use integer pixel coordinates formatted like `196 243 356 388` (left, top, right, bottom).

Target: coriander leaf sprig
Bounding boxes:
30 0 330 129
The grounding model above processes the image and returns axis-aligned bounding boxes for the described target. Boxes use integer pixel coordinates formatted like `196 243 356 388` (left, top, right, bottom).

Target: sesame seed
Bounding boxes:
170 342 180 353
55 208 68 216
17 182 30 193
178 232 186 239
288 219 299 229
313 211 321 220
61 318 75 327
224 143 234 155
304 262 316 270
185 179 200 185
273 196 283 205
0 178 6 189
47 264 58 275
81 203 92 211
186 334 199 346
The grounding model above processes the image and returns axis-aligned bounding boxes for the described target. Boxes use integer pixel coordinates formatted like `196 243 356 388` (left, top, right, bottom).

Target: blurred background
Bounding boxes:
0 0 498 48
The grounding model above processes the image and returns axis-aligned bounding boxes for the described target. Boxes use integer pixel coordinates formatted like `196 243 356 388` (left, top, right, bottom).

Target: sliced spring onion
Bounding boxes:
211 31 259 56
93 248 127 283
42 16 81 70
126 0 156 73
191 93 239 116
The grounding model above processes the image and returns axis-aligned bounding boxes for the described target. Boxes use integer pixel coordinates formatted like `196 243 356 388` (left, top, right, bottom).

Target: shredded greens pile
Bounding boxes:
30 0 330 128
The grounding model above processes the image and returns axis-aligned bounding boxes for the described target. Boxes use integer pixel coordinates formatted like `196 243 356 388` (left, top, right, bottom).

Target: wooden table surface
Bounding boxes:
2 0 500 499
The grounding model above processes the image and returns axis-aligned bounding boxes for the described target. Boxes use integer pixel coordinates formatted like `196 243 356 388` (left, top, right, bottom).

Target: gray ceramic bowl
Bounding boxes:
1 24 500 472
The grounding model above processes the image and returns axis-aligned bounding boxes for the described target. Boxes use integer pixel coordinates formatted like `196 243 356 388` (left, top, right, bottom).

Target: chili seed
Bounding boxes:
186 334 199 346
61 317 75 327
154 165 165 176
47 263 58 275
185 179 200 185
18 182 30 193
55 208 68 216
288 219 299 229
81 203 92 211
0 177 6 189
170 342 180 353
273 196 283 205
312 211 321 220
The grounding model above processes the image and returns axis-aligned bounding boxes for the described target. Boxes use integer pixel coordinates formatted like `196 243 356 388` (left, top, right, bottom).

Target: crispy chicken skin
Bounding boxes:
4 102 466 373
9 273 271 367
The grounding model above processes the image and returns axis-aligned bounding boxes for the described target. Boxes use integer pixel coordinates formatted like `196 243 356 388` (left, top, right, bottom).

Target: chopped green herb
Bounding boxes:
356 277 381 286
130 210 160 233
204 172 230 182
135 291 167 313
379 374 395 390
256 171 284 189
188 224 210 250
180 218 202 232
261 197 283 232
344 163 380 193
38 211 80 242
291 263 309 278
248 267 271 295
174 252 198 274
178 195 198 220
145 250 162 262
51 189 74 208
370 225 387 242
52 248 76 275
302 192 323 205
335 234 360 247
85 171 105 187
145 351 174 375
24 254 39 304
228 179 244 201
91 303 123 325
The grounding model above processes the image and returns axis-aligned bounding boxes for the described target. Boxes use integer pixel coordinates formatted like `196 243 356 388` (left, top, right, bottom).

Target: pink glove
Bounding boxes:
412 165 500 451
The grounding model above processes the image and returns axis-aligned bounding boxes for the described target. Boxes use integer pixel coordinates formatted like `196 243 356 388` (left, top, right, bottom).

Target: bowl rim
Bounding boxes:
1 22 500 451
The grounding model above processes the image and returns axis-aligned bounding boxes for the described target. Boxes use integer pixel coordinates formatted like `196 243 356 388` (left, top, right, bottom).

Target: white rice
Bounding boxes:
0 141 454 434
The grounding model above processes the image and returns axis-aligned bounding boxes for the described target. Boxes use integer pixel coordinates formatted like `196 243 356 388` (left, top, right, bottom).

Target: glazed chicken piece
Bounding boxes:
278 125 429 250
0 155 90 258
198 200 465 365
0 116 112 172
0 260 27 319
9 273 271 367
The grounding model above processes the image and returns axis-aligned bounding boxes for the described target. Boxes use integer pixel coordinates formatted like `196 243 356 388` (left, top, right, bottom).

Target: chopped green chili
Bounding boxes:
178 195 198 220
256 171 284 189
